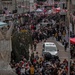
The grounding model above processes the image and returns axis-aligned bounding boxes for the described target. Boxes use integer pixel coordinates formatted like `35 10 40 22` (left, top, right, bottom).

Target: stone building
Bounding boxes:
0 0 35 13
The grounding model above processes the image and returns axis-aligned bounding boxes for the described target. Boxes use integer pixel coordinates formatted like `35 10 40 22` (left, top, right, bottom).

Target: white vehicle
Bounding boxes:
42 42 58 56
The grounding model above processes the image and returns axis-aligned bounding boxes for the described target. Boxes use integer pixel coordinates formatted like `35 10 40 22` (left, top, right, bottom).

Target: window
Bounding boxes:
45 46 57 51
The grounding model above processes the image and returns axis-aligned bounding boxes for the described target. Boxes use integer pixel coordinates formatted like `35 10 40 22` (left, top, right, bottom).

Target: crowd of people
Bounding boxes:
14 12 68 48
9 11 75 75
11 52 75 75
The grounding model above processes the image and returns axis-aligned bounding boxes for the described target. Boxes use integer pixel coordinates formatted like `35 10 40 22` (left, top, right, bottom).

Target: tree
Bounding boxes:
11 31 33 63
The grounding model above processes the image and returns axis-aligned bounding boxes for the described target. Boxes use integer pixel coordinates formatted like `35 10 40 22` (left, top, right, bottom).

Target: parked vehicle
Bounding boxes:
42 42 59 60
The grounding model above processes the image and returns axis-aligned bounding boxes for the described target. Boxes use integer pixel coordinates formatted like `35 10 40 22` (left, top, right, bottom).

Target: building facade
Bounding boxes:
0 0 35 13
30 0 36 12
1 0 12 11
71 0 75 34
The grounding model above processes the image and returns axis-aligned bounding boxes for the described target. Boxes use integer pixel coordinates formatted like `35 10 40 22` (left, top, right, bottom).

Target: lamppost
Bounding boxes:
23 0 24 13
15 0 17 10
0 0 2 11
67 0 70 75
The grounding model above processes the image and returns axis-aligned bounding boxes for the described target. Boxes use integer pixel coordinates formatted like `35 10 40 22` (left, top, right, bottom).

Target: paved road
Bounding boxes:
29 37 69 63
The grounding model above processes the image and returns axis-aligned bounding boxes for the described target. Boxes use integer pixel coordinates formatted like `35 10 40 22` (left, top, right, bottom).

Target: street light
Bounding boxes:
0 0 2 10
67 0 70 75
23 0 24 13
15 0 17 10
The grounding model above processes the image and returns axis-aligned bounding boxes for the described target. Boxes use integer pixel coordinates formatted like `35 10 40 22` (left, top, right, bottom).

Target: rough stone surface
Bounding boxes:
0 21 16 75
0 70 17 75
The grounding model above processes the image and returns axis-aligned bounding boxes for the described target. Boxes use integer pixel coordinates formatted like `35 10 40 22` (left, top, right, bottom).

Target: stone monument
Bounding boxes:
0 21 17 75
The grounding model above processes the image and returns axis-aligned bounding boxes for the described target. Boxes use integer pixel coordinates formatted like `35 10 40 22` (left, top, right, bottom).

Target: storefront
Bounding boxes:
70 38 75 58
70 38 75 44
70 13 75 34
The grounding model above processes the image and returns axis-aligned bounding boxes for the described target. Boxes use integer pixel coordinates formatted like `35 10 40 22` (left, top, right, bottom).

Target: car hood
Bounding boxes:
43 51 57 56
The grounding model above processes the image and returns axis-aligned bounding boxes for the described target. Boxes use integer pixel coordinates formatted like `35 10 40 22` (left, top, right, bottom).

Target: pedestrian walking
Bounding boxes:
64 41 68 51
35 52 39 60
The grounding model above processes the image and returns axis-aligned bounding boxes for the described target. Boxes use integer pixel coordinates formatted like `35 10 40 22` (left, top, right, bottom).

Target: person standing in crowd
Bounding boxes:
21 66 25 75
57 68 62 75
16 63 21 75
10 11 75 75
33 39 37 51
30 50 34 64
55 31 58 41
64 40 68 51
38 31 43 42
35 52 39 61
30 65 35 75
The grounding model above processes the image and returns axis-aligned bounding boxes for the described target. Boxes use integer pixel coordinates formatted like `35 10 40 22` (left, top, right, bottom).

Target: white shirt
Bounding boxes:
21 68 25 74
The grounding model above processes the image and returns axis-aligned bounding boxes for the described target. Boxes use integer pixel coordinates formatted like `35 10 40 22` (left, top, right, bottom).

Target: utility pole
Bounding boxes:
15 0 17 10
67 0 70 75
26 0 28 12
0 0 2 12
23 0 24 13
29 0 30 12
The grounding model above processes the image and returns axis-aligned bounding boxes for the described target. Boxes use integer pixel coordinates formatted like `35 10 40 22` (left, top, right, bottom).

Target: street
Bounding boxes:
29 37 68 63
0 0 75 75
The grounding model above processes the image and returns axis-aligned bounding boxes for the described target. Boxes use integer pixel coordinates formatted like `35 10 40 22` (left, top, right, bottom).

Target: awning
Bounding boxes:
0 22 7 28
70 38 75 44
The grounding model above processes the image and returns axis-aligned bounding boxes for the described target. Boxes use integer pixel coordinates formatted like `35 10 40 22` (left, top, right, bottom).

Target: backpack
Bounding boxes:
62 71 66 75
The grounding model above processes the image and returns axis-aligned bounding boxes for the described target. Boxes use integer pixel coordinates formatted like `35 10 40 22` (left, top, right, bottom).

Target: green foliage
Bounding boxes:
11 31 33 63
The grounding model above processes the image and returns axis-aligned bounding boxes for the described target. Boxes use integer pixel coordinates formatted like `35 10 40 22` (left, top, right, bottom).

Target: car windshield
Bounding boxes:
45 46 57 51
